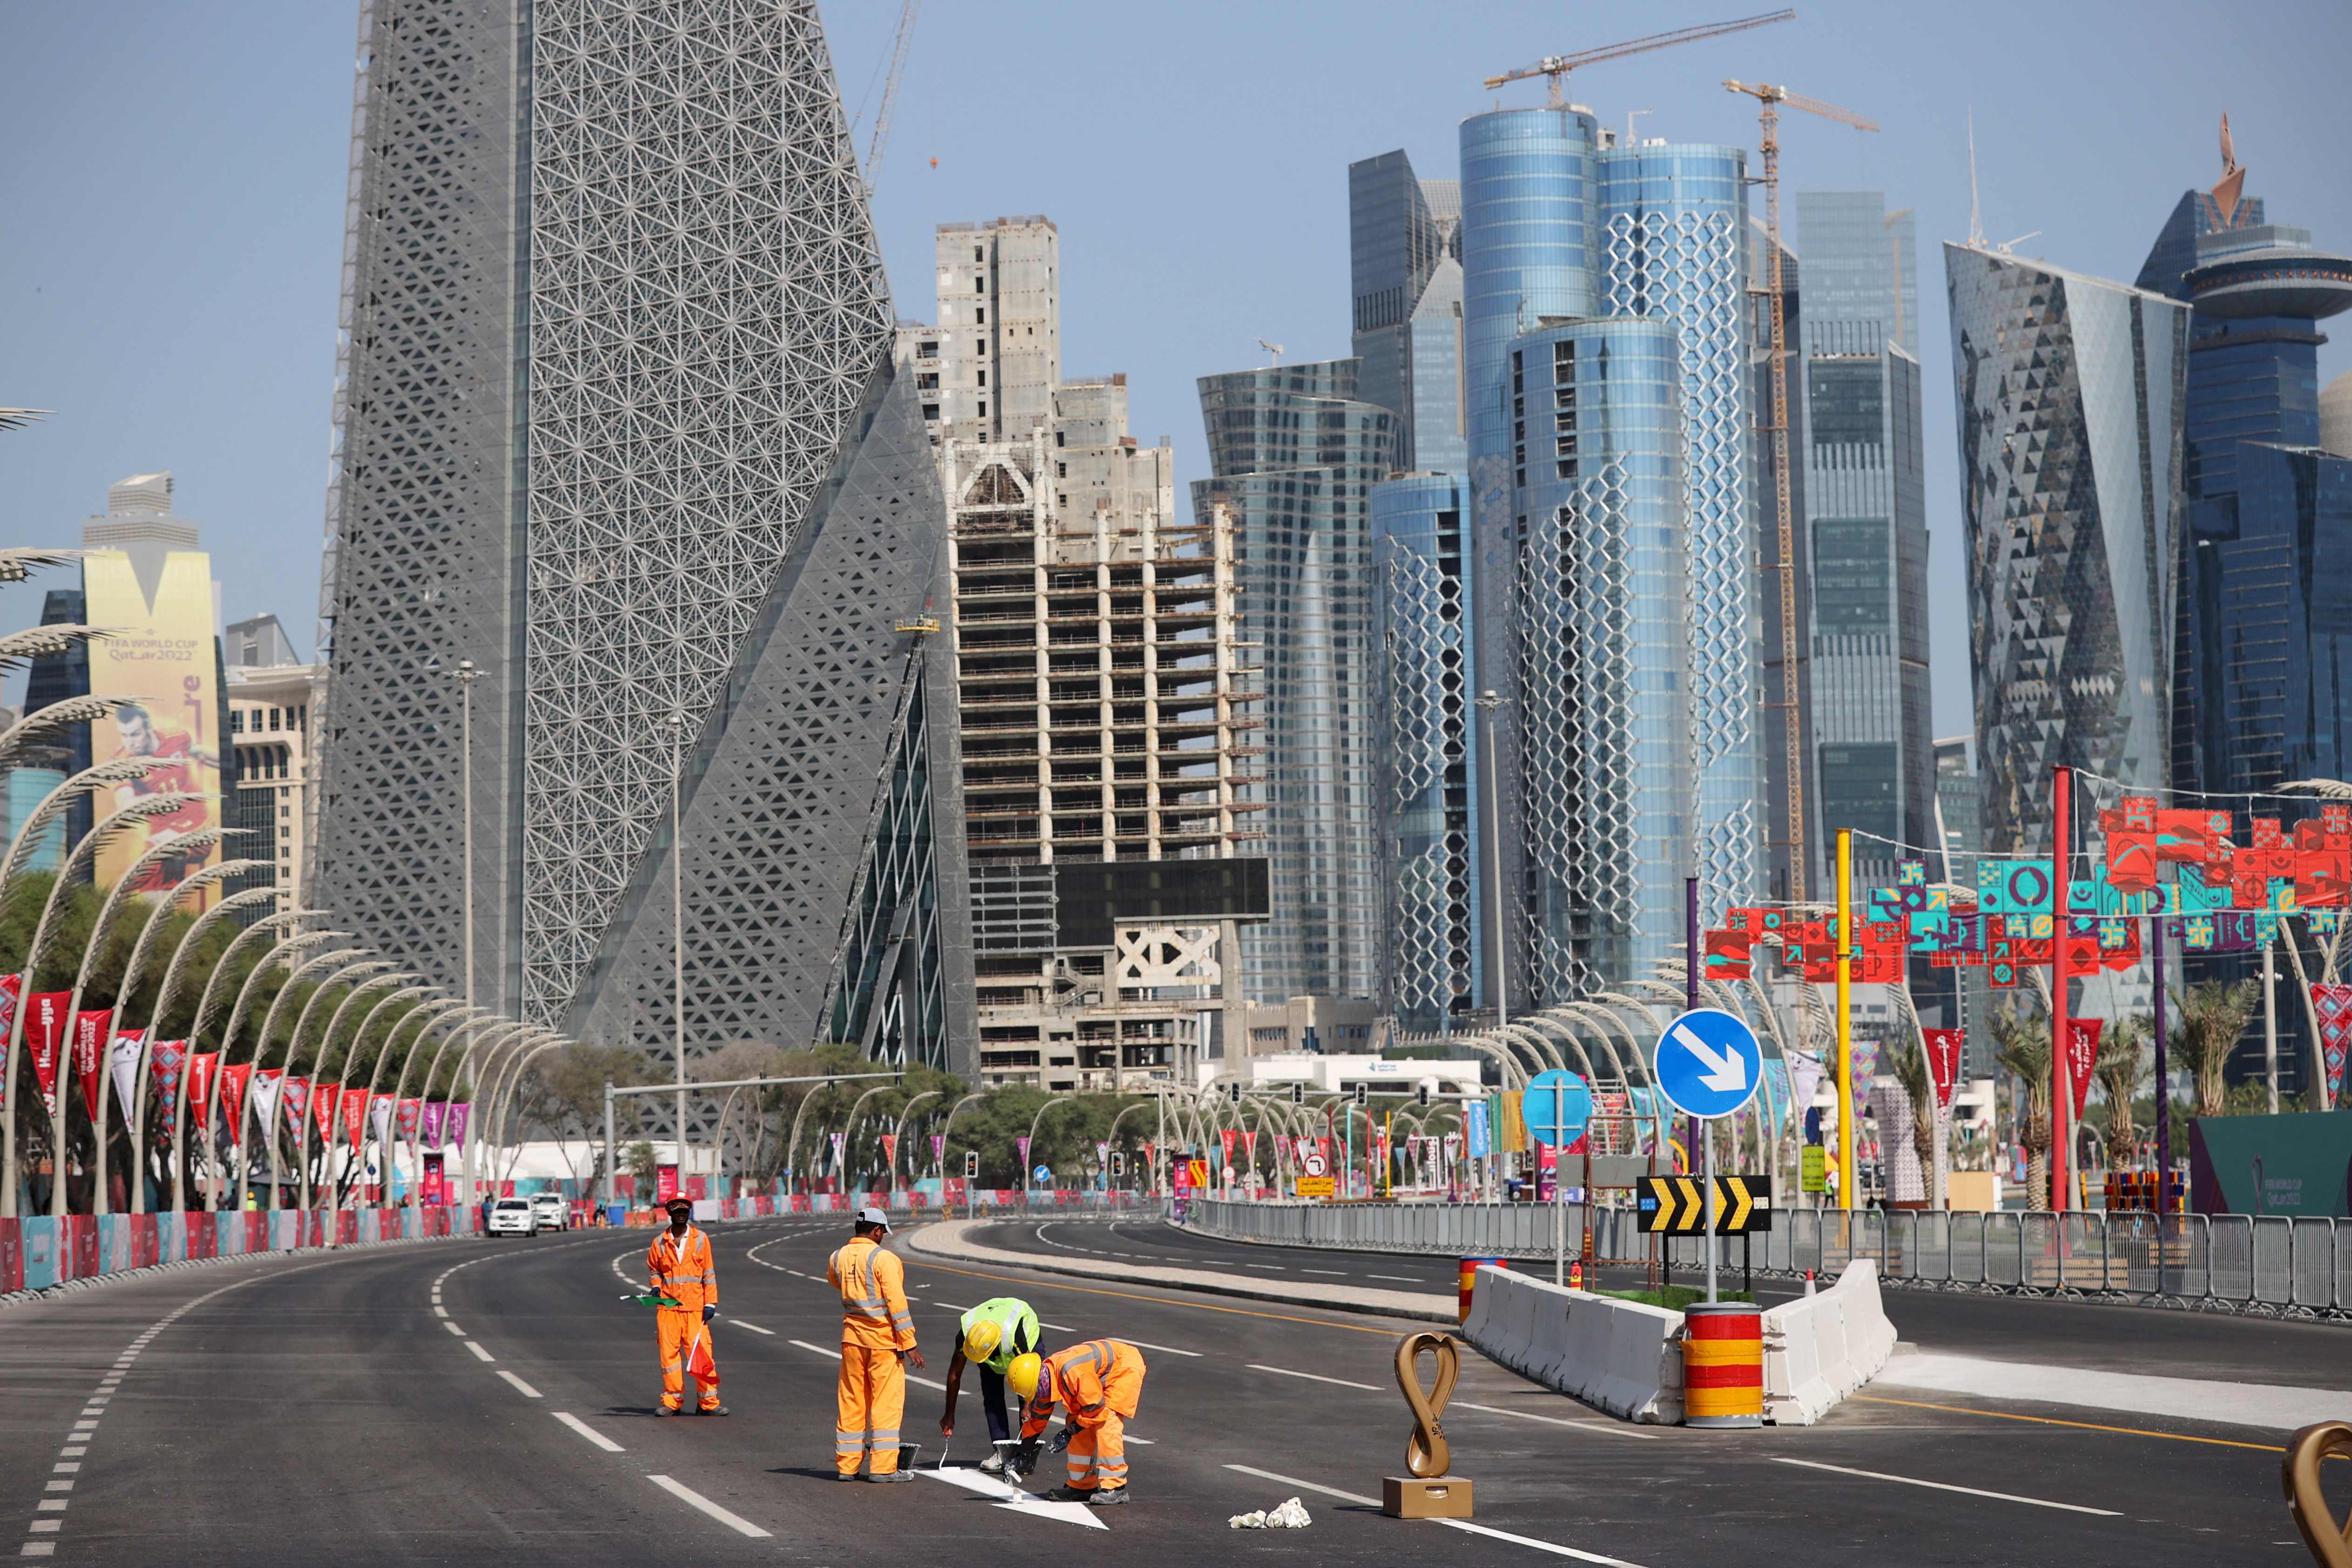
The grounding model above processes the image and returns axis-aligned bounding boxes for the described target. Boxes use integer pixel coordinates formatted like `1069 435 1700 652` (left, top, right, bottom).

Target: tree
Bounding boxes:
2092 1015 2151 1165
1989 1004 2051 1210
625 1139 659 1201
533 1043 655 1188
2170 979 2258 1118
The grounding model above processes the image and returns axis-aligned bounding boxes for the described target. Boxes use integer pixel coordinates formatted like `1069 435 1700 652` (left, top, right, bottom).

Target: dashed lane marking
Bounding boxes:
645 1474 771 1539
1368 1274 1423 1283
1455 1401 1662 1440
906 1259 1413 1337
786 1339 946 1392
497 1370 543 1399
731 1319 775 1335
553 1412 624 1453
1112 1339 1201 1358
1224 1465 1650 1564
1769 1457 2122 1516
442 1320 465 1336
1246 1364 1378 1392
464 1341 494 1363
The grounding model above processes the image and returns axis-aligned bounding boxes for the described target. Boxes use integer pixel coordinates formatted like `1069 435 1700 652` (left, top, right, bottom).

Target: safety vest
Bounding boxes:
828 1236 915 1351
646 1225 716 1312
959 1296 1038 1373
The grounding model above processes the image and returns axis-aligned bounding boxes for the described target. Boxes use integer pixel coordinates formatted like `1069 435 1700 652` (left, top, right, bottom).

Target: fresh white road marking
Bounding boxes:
464 1341 494 1362
1769 1458 2121 1516
1114 1339 1201 1358
497 1371 543 1399
645 1474 771 1539
1456 1402 1662 1440
1246 1364 1378 1391
1225 1466 1649 1564
731 1319 775 1336
923 1466 1107 1530
555 1412 623 1452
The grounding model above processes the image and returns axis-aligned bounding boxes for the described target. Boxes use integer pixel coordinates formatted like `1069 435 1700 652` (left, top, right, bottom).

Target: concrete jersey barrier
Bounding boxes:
1462 1258 1898 1426
1761 1259 1897 1426
1461 1265 1684 1424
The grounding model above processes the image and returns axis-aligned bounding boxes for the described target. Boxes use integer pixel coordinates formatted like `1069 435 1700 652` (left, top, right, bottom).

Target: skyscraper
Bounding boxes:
1453 104 1757 1004
1945 242 2189 857
1192 362 1396 1003
1795 193 1932 885
1351 150 1465 475
308 0 973 1082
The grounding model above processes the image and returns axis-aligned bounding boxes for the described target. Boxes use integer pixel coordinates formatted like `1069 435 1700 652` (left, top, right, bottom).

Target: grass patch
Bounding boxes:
1597 1286 1754 1311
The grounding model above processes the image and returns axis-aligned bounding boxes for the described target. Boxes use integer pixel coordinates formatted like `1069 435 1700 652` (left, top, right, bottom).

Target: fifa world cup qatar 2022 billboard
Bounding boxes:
83 549 223 901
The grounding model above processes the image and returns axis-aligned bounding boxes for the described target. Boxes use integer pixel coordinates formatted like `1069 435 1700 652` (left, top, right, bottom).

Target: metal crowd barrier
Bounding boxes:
1178 1199 2352 1319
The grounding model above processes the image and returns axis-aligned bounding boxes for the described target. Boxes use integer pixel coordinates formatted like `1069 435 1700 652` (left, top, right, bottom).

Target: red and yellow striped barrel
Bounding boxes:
1458 1257 1506 1322
1682 1302 1762 1428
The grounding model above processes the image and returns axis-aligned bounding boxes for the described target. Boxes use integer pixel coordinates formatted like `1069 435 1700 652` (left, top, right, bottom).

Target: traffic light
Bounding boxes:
1290 1083 1305 1106
1352 1084 1368 1107
1417 1083 1431 1107
1109 1151 1126 1177
1228 1081 1243 1106
963 1150 979 1179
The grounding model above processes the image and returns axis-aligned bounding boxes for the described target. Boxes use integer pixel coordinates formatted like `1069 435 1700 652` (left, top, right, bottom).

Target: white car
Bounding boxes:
530 1191 568 1232
488 1197 537 1237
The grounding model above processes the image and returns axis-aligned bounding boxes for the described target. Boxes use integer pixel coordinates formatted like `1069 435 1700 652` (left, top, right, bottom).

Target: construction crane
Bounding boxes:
1725 79 1879 903
863 0 921 190
1256 339 1285 367
1485 10 1794 107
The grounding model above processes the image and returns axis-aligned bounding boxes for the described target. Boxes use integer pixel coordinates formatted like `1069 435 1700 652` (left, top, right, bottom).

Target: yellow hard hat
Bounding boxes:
962 1319 1003 1364
1007 1353 1043 1402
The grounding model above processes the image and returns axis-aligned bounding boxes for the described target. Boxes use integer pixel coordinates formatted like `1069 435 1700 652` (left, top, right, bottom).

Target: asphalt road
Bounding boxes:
0 1217 2333 1564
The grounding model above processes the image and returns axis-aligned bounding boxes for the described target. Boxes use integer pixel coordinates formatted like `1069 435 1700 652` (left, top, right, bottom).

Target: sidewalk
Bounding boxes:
900 1218 1458 1324
1878 1351 2352 1432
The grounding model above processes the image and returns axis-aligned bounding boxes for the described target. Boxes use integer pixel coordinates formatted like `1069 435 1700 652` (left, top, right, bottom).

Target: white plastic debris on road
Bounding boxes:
1228 1497 1311 1529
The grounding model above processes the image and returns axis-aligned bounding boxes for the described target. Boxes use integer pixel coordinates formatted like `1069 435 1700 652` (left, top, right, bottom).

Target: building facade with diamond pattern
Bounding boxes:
1945 243 2188 856
309 0 974 1100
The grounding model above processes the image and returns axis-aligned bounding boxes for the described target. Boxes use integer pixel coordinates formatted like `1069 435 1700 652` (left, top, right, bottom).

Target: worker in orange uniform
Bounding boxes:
648 1195 726 1416
828 1205 923 1481
1010 1339 1146 1506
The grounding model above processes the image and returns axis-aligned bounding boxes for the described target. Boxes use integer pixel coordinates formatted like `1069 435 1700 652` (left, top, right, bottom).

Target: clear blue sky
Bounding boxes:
3 0 2346 736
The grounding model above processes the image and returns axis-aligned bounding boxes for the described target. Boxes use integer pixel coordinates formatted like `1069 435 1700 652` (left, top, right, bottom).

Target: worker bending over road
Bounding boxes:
647 1196 725 1416
938 1296 1039 1472
828 1206 923 1481
1011 1339 1147 1506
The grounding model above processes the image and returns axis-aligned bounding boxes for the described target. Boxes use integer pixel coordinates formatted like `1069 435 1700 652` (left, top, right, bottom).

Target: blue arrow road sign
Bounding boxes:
1652 1008 1764 1120
1522 1069 1591 1147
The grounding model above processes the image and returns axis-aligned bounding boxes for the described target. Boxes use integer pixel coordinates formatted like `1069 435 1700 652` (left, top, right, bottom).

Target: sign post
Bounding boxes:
1522 1069 1590 1286
1651 1008 1765 1304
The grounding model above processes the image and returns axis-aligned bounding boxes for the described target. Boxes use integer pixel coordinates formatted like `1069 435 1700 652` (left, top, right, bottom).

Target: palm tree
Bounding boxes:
2093 1015 2150 1166
2169 979 2259 1118
1989 1005 2052 1210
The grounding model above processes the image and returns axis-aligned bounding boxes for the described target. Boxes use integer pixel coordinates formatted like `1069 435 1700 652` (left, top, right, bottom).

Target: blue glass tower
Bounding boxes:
1370 474 1477 1029
1351 150 1465 476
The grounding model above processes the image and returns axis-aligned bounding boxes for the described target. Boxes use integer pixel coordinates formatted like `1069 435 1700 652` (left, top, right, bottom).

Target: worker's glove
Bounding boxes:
1048 1427 1073 1454
702 1304 717 1324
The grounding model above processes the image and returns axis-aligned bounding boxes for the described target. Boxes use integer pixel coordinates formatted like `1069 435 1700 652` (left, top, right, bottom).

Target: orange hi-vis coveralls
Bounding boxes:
1020 1339 1146 1493
827 1236 917 1474
647 1224 720 1412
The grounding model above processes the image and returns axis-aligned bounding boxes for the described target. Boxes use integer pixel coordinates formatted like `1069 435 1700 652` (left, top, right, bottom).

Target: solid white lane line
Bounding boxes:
731 1319 775 1335
1455 1402 1663 1441
1223 1466 1650 1565
1768 1458 2121 1516
645 1474 772 1539
464 1341 494 1362
1246 1364 1379 1391
1113 1339 1202 1358
497 1371 543 1399
553 1413 624 1453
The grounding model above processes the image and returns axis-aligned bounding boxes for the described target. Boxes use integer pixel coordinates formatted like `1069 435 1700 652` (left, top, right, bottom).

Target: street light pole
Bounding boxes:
454 659 477 1016
670 710 687 1191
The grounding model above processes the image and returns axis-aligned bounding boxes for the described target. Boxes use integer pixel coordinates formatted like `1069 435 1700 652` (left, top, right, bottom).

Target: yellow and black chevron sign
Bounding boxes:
1637 1174 1773 1235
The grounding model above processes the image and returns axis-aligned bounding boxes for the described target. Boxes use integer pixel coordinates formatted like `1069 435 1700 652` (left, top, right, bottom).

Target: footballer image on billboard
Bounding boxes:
83 549 223 899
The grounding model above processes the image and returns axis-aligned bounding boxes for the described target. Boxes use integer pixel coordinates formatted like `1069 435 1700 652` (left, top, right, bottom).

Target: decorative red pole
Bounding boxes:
2050 765 2071 1214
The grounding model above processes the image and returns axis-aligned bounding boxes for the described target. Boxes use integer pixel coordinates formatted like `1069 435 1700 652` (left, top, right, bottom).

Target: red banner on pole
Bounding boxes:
207 1058 237 1128
313 1083 341 1143
71 1008 113 1119
1219 1129 1236 1172
2313 984 2352 1106
2064 1018 2102 1124
343 1088 370 1152
1923 1028 1965 1113
26 991 70 1117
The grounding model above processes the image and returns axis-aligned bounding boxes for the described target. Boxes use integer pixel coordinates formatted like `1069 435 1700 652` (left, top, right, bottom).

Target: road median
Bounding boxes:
899 1218 1458 1323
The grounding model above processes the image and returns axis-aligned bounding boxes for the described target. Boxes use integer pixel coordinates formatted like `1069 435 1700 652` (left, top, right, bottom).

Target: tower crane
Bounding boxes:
864 0 921 191
1724 79 1879 903
1485 10 1794 107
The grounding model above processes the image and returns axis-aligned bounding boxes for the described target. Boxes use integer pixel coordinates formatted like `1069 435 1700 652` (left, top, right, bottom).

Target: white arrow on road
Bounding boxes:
923 1466 1108 1529
1672 1023 1747 1093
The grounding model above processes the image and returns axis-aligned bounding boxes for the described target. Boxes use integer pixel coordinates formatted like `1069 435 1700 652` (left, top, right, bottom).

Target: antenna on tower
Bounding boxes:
1966 108 1984 248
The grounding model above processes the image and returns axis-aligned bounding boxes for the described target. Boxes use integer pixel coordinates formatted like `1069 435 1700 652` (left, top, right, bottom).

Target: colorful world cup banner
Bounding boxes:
931 1134 946 1166
250 1067 282 1134
443 1102 469 1148
313 1083 342 1143
82 546 224 901
1922 1028 1965 1113
2063 1019 2102 1122
206 1058 237 1129
419 1098 444 1146
25 991 70 1117
0 973 18 1074
282 1077 311 1134
880 1132 898 1168
343 1089 371 1152
72 1009 113 1118
370 1096 395 1147
109 1029 146 1122
148 1038 187 1104
2314 983 2352 1105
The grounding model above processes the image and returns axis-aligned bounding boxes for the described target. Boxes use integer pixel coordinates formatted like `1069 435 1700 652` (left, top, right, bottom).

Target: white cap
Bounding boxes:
856 1206 891 1231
